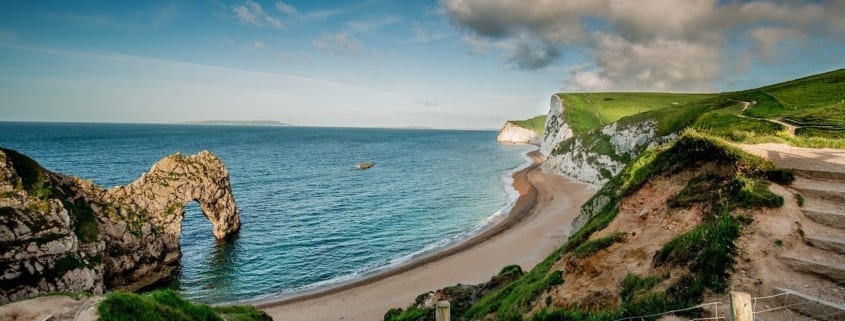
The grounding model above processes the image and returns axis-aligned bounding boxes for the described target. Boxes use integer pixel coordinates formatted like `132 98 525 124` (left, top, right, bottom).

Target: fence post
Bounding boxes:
435 300 450 321
729 291 753 321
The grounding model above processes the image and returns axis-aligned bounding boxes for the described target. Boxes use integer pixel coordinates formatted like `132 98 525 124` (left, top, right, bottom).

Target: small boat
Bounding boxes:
357 162 375 170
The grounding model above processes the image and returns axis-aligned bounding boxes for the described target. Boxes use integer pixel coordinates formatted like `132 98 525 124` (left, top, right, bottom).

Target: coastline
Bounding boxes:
256 150 596 321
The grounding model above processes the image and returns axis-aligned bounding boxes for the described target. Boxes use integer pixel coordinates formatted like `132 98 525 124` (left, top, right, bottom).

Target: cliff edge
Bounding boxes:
497 115 546 145
0 148 240 303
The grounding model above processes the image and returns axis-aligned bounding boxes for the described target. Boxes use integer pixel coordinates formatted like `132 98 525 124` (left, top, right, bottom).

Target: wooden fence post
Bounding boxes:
729 291 753 321
435 300 450 321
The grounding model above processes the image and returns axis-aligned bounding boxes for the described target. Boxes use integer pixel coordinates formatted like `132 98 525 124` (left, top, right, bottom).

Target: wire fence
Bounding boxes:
605 287 845 321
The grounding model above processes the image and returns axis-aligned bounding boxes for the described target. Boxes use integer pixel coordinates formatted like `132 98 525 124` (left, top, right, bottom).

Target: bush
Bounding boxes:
572 232 626 258
546 271 564 287
653 213 742 292
98 290 269 321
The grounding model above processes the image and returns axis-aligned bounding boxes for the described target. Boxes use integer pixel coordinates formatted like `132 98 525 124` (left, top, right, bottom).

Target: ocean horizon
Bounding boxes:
0 121 533 303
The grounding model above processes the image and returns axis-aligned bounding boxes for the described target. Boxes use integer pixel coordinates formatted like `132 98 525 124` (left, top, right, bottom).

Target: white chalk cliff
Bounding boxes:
539 95 674 186
496 121 541 145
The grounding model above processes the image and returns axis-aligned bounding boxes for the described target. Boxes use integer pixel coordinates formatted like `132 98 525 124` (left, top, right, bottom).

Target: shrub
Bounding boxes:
98 290 268 321
572 232 626 258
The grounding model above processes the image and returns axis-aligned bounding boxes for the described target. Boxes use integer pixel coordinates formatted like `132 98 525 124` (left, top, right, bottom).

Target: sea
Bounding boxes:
0 122 534 303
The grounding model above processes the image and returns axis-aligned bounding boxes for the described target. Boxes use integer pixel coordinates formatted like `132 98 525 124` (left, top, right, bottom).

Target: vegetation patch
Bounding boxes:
510 115 548 135
653 212 743 293
692 112 783 142
795 127 845 139
558 93 715 135
3 148 52 199
98 290 270 321
727 176 783 209
794 193 804 207
572 232 626 258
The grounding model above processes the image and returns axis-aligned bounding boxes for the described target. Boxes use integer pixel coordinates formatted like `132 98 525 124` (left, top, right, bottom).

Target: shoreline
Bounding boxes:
251 149 543 307
256 150 596 321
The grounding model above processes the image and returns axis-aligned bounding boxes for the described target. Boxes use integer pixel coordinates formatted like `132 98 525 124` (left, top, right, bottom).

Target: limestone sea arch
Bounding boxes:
0 148 240 302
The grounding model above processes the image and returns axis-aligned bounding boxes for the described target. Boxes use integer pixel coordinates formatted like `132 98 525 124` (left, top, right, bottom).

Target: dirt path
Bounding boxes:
739 143 845 173
731 99 798 135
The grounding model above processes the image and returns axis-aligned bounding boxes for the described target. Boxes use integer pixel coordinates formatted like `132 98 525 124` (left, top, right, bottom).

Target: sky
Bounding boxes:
1 0 844 129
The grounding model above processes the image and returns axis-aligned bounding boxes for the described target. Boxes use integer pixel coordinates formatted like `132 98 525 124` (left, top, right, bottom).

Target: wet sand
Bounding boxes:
258 150 595 321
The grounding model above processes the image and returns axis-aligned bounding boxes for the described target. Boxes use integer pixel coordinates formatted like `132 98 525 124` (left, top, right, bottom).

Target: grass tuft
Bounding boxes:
98 290 269 321
572 232 626 258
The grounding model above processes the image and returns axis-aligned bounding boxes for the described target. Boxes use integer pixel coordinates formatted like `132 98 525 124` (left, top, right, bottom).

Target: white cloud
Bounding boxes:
440 0 845 91
232 0 282 28
411 23 448 43
345 15 400 34
749 27 804 61
254 41 266 49
571 70 613 91
275 1 298 15
462 34 491 55
312 32 362 55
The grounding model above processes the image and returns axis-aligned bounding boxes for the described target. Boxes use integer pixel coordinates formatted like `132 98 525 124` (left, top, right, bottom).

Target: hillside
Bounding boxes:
541 69 845 185
385 69 845 321
510 115 547 136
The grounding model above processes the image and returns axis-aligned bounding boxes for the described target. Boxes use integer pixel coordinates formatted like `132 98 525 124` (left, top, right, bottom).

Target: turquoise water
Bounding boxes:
0 122 533 303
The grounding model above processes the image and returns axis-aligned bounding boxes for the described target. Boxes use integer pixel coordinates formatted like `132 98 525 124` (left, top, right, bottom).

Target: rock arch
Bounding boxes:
100 151 240 290
0 148 240 301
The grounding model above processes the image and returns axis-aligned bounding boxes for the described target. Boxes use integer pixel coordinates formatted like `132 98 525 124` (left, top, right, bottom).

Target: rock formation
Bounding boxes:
540 95 572 155
0 148 240 303
540 95 674 186
496 121 541 145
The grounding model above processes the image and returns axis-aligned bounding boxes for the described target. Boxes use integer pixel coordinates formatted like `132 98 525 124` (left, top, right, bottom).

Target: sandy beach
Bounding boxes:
258 150 595 321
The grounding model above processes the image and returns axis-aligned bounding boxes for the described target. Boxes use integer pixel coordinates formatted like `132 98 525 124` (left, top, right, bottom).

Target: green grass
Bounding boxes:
441 133 783 321
728 176 784 209
98 290 270 321
692 112 783 141
550 68 845 155
557 93 715 135
795 127 845 139
384 306 429 321
653 212 743 293
572 232 626 258
510 115 548 135
2 148 53 199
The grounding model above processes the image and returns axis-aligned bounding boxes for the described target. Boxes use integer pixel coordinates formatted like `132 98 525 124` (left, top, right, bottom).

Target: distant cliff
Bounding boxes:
0 148 240 303
497 115 546 145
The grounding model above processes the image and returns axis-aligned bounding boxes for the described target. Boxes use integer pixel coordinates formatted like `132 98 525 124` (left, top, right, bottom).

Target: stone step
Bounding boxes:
806 235 845 255
780 255 845 282
773 287 845 321
795 186 845 204
804 209 845 229
795 169 845 182
793 176 845 193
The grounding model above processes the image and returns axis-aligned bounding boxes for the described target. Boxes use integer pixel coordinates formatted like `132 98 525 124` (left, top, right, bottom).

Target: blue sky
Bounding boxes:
1 1 844 128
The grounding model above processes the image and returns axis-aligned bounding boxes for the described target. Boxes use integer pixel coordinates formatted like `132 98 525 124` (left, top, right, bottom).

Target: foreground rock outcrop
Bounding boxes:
497 121 541 145
0 148 240 303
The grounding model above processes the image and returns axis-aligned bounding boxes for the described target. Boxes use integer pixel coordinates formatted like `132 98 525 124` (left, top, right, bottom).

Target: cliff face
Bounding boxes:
539 95 673 186
496 121 541 145
540 95 572 156
0 148 240 303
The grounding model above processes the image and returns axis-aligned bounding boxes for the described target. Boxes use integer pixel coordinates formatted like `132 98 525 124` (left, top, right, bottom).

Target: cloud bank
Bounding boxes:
440 0 845 91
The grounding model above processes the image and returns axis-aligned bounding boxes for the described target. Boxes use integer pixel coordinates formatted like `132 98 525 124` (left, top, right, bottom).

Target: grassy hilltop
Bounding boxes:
508 115 548 135
556 69 845 149
385 68 844 321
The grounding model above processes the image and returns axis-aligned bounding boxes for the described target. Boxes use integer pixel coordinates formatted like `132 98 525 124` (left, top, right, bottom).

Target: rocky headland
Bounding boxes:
0 148 240 303
496 121 541 145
